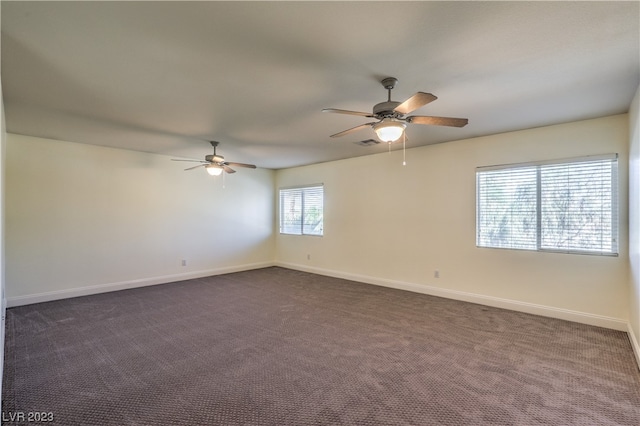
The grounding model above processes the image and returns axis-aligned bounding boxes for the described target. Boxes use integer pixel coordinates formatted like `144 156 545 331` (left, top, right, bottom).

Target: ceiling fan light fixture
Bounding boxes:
205 164 223 176
374 119 406 142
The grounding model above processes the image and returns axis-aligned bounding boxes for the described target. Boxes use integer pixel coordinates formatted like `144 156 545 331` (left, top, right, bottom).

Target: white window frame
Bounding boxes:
279 184 324 236
476 154 618 256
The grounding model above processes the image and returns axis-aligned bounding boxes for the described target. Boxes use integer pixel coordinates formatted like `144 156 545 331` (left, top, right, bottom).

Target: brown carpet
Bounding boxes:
2 267 640 425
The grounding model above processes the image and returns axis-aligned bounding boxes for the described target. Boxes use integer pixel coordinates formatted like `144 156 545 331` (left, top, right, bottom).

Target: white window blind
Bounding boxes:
476 155 618 255
279 185 324 236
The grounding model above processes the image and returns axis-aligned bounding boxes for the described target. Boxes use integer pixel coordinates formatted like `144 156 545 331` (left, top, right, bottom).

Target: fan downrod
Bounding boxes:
374 77 401 116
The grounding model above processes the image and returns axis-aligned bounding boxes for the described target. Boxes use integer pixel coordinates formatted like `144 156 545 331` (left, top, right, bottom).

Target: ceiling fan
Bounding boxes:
171 141 256 176
322 77 468 142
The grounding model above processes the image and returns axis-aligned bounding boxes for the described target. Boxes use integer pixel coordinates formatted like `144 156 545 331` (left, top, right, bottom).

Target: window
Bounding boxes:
279 185 324 236
476 155 618 255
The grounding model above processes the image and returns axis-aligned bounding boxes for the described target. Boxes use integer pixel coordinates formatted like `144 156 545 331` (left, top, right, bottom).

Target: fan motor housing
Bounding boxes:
373 101 402 117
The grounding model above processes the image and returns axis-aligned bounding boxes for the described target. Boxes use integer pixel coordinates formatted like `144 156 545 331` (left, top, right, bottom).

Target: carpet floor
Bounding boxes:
2 267 640 425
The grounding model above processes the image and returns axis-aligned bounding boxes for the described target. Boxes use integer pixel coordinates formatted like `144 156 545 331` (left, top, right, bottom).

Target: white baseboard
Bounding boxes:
276 261 629 332
6 261 275 308
628 323 640 371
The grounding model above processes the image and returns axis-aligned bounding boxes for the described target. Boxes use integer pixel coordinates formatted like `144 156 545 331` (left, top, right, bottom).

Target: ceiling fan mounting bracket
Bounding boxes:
381 77 398 90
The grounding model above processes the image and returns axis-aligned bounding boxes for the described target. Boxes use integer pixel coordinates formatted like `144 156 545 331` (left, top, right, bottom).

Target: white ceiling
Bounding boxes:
2 1 639 169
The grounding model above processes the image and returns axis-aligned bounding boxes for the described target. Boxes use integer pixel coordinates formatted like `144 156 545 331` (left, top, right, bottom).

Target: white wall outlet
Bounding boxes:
181 259 187 267
434 270 440 278
307 254 311 260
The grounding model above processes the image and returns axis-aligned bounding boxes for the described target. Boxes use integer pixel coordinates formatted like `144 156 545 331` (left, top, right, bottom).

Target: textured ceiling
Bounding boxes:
2 1 639 169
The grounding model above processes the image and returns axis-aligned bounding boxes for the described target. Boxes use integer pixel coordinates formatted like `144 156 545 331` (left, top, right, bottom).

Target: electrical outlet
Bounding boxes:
181 259 187 267
307 254 311 260
434 270 440 278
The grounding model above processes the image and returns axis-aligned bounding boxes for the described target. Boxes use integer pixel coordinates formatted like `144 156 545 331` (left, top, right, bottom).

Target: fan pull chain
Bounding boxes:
402 133 406 166
222 170 226 189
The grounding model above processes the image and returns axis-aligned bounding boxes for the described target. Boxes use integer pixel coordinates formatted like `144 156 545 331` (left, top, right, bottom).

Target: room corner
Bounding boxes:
629 82 640 369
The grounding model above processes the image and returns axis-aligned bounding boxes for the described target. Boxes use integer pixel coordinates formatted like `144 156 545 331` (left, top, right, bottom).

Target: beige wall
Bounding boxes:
629 84 640 364
5 134 275 304
276 115 630 329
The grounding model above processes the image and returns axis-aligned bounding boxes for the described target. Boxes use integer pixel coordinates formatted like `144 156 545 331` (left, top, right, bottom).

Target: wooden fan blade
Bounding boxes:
407 116 468 127
226 162 257 169
330 122 377 138
223 165 236 174
184 164 206 171
394 92 438 115
322 108 375 118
